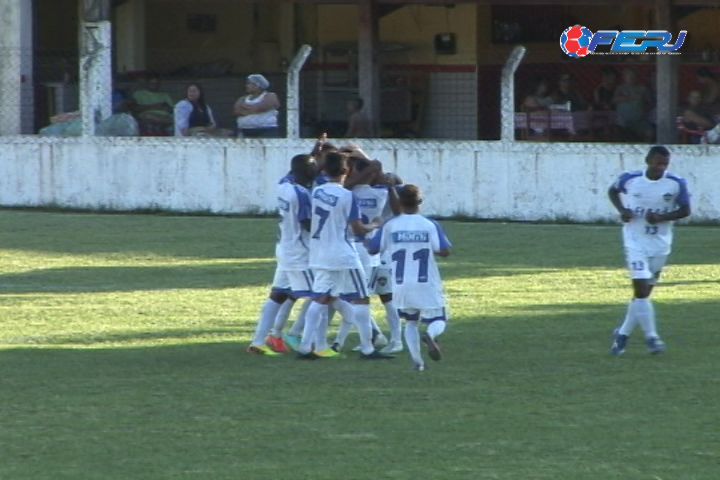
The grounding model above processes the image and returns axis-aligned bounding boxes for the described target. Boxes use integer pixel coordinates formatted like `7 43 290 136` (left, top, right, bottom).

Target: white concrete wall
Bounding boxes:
0 136 718 222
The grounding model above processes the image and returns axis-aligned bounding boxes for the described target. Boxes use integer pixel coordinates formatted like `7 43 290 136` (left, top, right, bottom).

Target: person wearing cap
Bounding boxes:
233 74 280 138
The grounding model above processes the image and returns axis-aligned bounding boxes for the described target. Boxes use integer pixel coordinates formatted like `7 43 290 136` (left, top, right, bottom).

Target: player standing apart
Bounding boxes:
367 185 451 370
608 145 691 355
246 154 316 355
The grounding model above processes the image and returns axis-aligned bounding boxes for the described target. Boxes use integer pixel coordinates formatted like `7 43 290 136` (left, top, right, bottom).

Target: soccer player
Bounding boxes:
366 184 452 370
608 145 691 355
297 152 394 360
246 154 316 355
332 158 403 353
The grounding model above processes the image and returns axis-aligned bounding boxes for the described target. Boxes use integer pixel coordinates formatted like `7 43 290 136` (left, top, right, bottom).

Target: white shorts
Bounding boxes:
271 267 315 297
312 268 368 300
398 307 449 324
625 248 668 283
368 264 393 295
356 242 380 277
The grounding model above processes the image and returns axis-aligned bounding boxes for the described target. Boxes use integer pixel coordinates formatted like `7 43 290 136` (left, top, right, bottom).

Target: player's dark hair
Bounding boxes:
354 158 370 171
324 152 347 178
398 184 422 208
646 145 670 160
290 154 314 187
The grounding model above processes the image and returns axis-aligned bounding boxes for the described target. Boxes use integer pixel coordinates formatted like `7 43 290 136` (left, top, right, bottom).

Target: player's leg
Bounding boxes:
421 308 447 361
247 268 289 355
401 310 424 369
637 255 668 353
297 269 335 358
343 268 393 359
270 298 295 337
284 297 312 350
378 291 403 353
611 249 648 354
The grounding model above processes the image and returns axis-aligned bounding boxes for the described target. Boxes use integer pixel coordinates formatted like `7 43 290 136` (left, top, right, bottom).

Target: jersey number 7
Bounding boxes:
312 206 330 239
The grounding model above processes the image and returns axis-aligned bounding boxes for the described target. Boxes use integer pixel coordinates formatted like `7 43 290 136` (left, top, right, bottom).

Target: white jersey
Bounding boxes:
612 170 690 256
350 184 390 267
367 213 451 309
275 182 312 270
309 182 362 270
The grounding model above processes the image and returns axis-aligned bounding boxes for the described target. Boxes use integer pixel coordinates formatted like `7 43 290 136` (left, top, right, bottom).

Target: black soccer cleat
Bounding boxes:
296 352 319 360
359 350 395 360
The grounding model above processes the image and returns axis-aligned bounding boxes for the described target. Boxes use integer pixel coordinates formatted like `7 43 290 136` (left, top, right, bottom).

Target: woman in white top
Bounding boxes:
174 83 216 137
233 74 280 138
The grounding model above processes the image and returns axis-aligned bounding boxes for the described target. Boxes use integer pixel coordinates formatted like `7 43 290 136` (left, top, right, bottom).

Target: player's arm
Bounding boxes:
647 181 692 224
365 226 384 255
349 218 378 237
432 220 452 257
344 159 381 190
608 185 633 222
647 205 691 224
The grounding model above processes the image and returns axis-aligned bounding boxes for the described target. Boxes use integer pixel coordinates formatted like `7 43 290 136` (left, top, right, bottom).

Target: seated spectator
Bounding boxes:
174 83 217 137
593 67 618 111
344 98 373 138
130 73 174 136
696 67 720 109
522 77 553 111
233 74 280 138
551 73 587 111
612 67 653 142
680 90 716 144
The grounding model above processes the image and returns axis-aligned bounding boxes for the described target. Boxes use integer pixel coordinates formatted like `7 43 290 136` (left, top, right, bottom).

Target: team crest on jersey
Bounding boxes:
663 192 673 202
278 197 290 211
378 278 387 287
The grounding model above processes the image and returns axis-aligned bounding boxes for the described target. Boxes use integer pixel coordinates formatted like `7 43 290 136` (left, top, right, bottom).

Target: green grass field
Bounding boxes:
1 210 719 480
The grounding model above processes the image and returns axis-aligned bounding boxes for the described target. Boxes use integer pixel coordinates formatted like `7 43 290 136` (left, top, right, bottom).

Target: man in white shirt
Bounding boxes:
246 154 316 355
608 145 691 355
297 152 394 360
367 184 452 371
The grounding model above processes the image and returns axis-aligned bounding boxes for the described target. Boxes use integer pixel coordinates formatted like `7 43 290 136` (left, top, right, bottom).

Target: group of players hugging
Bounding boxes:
246 135 451 371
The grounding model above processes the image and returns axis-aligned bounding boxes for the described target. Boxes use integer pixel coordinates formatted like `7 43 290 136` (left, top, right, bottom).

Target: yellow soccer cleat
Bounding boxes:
313 348 342 358
246 344 282 356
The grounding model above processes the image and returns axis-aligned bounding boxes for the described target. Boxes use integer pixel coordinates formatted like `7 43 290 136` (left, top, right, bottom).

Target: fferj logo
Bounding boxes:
560 25 687 57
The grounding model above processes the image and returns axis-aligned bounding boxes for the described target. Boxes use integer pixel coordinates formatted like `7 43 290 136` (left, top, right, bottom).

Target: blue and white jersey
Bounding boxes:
276 182 312 270
612 170 690 255
351 184 390 267
367 214 451 309
309 182 362 269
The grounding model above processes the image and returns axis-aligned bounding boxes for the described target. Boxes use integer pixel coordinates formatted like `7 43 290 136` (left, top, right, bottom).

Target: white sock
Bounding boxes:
633 297 658 338
404 321 423 366
352 303 374 355
370 315 381 333
271 299 295 337
288 298 312 336
333 318 354 349
314 308 331 351
299 302 327 354
251 299 282 346
617 299 638 336
427 320 447 339
383 301 401 343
